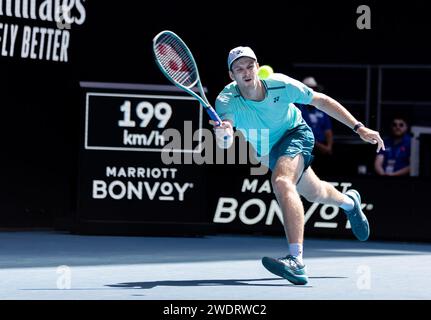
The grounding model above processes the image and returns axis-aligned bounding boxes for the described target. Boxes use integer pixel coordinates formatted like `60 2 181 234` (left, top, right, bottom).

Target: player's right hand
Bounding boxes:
209 120 233 129
209 120 234 149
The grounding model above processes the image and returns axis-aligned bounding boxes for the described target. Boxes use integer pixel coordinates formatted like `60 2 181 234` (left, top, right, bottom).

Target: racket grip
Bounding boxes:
206 106 231 142
206 106 222 125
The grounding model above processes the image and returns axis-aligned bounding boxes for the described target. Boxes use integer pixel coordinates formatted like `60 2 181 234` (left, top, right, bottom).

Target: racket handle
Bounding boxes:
206 106 222 125
206 106 231 142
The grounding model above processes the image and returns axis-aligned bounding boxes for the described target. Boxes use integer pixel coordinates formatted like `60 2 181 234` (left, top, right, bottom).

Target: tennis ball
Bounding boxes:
258 65 274 80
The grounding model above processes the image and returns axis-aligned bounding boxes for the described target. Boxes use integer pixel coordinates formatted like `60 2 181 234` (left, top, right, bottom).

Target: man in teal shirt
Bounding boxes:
212 46 385 285
216 69 313 165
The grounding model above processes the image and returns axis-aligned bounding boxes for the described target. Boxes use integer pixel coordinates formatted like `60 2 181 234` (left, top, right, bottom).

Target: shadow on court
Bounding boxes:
106 276 347 290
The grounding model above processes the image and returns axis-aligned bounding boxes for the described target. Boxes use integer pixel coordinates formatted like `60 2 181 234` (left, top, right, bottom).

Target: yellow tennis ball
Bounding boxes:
258 65 273 79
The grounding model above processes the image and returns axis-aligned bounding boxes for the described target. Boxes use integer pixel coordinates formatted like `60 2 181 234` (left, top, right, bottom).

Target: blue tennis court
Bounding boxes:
1 231 430 300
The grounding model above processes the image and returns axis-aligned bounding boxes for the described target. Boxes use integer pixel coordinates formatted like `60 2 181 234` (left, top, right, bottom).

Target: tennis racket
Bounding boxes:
152 30 223 126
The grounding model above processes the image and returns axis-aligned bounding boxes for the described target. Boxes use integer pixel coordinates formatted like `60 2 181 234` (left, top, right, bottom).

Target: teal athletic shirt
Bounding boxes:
215 73 314 156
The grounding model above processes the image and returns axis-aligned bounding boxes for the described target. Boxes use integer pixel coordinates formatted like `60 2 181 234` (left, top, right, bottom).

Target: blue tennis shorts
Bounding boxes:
266 120 315 172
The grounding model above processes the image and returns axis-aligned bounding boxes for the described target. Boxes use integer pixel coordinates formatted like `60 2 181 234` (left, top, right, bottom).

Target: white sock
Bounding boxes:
289 243 303 264
339 194 355 211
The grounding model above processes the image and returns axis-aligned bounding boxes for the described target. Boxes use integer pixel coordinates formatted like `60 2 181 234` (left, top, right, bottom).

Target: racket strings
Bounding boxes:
159 49 191 84
163 45 195 85
157 45 193 85
155 35 197 87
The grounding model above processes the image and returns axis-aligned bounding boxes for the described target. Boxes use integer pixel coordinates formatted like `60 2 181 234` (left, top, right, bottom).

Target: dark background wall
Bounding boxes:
1 1 430 228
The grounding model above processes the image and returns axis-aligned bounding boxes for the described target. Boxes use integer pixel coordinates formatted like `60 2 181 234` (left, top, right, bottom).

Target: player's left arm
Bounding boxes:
310 92 385 152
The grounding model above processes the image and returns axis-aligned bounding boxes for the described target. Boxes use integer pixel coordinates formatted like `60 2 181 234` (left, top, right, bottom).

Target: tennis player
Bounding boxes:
211 47 385 285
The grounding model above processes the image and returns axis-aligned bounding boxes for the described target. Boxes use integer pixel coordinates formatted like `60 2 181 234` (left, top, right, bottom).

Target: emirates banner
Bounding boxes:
0 0 87 62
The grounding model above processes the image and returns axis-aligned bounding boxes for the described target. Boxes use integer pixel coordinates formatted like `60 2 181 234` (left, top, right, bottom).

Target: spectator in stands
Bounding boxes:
296 77 333 175
374 116 411 176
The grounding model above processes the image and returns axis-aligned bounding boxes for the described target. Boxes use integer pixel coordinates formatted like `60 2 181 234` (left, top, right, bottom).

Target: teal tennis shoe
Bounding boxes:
262 255 308 285
344 189 370 241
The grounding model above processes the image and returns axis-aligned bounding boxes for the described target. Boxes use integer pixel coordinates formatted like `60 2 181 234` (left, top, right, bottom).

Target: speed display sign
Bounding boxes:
77 82 208 231
85 92 202 152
